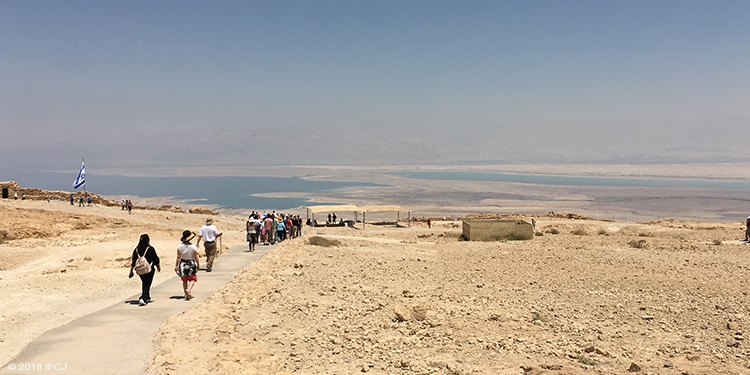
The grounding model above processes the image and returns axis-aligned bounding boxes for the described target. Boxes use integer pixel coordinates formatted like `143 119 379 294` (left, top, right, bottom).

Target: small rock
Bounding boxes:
663 361 673 368
686 354 700 361
412 305 427 321
627 362 641 372
394 306 412 322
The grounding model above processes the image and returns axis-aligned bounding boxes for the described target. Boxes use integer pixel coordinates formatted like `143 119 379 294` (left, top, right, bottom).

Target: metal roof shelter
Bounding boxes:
359 205 410 229
305 205 359 227
306 205 359 214
306 204 410 228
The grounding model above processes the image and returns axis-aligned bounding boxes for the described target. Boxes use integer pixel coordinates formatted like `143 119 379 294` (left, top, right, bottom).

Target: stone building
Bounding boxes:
0 180 20 199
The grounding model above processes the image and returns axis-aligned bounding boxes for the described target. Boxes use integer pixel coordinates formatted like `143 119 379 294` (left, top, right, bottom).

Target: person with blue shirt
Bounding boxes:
276 216 286 242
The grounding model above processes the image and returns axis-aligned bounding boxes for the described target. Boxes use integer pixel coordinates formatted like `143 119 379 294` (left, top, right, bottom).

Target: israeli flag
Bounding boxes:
73 161 85 189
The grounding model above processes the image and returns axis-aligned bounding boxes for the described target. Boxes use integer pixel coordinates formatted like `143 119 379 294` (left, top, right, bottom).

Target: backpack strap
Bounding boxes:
137 246 149 259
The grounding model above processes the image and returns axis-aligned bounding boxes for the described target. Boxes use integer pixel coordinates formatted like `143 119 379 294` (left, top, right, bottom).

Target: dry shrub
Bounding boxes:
571 228 587 235
189 207 218 215
0 229 7 244
546 228 560 235
577 355 598 366
628 239 648 249
308 236 341 247
597 228 609 235
712 239 722 246
535 231 544 237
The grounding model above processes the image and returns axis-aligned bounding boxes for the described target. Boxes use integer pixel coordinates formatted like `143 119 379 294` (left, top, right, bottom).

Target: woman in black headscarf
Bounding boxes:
129 234 161 306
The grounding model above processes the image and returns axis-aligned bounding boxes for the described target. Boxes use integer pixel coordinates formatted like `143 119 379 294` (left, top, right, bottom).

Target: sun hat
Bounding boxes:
181 230 196 242
205 218 214 224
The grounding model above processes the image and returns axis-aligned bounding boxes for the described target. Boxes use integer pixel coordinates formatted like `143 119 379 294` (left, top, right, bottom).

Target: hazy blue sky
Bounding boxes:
2 1 750 176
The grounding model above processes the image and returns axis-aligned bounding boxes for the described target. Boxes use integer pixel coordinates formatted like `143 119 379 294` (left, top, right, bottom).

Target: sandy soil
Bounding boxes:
3 189 750 374
146 218 750 375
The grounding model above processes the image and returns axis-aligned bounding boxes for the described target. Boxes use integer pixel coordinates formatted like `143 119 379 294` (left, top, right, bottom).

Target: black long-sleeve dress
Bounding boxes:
131 246 160 302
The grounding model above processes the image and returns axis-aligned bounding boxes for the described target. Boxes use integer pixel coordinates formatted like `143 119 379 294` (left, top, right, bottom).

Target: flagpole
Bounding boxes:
82 158 86 197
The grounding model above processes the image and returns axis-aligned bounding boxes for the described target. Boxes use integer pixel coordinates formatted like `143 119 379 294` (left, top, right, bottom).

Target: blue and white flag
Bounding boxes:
73 160 85 189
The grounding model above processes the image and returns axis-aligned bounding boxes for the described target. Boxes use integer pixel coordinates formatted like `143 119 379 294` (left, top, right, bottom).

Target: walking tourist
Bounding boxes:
276 216 286 242
197 218 222 272
246 215 257 251
175 230 199 300
129 234 161 306
263 214 274 245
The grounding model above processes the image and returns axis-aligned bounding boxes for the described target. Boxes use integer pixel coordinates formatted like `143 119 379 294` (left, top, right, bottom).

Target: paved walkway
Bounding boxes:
3 244 272 375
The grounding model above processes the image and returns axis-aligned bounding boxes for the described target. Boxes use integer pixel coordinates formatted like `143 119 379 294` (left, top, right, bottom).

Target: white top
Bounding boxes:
177 243 197 260
199 224 219 242
246 220 258 233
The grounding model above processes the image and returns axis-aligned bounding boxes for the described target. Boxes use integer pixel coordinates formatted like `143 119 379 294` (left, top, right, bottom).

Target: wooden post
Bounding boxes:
408 211 411 228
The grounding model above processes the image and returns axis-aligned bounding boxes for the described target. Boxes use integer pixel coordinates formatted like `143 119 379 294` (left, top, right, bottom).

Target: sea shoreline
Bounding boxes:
6 163 750 222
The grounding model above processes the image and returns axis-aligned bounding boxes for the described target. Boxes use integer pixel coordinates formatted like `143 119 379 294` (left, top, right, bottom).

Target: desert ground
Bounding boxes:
2 194 750 375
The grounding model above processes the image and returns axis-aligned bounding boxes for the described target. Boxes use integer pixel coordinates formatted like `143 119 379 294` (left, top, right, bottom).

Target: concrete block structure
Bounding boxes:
462 219 534 241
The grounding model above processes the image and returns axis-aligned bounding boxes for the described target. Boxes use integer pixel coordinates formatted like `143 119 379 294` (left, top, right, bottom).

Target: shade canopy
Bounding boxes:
359 205 403 213
306 205 359 214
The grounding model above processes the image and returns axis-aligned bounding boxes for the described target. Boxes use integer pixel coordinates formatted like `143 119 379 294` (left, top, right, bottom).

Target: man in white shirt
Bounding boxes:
196 218 222 272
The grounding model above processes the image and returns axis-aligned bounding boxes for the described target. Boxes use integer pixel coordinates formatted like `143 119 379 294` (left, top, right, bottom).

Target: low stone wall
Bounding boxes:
462 219 534 241
0 180 201 214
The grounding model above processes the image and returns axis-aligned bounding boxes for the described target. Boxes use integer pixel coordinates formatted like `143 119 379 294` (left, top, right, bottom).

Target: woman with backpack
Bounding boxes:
175 230 200 300
128 234 161 306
